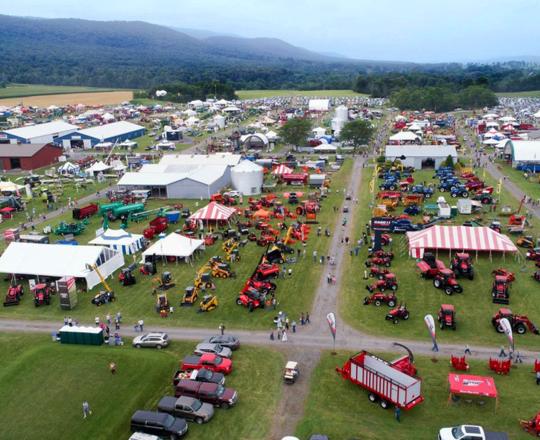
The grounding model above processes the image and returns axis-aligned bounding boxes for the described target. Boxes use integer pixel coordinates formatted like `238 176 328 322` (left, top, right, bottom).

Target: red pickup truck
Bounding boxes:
181 353 232 375
174 379 238 408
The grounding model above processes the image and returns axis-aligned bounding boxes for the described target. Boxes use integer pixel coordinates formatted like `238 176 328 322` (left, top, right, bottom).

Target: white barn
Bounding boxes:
385 145 458 170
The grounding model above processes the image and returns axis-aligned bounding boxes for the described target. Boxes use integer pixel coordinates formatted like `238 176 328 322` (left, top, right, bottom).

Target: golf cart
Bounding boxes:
283 361 300 384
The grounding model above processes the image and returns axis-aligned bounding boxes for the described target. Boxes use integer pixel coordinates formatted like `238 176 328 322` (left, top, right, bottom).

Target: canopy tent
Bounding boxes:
0 181 24 192
85 161 110 175
406 225 517 258
272 164 293 175
89 228 144 255
448 374 498 407
313 144 337 152
534 110 540 119
58 162 80 174
189 201 236 221
389 131 420 142
142 232 204 261
0 242 124 289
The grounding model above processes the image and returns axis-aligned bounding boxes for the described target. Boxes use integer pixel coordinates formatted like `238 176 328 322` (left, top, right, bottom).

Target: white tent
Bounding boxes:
89 228 144 255
534 110 540 119
142 233 204 261
389 131 419 142
0 181 25 192
110 160 127 172
58 162 80 174
0 242 124 289
313 127 326 138
266 130 278 141
86 161 111 174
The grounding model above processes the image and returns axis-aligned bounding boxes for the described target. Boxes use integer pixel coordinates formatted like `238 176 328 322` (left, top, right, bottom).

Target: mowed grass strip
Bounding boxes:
295 350 538 440
340 166 540 348
0 333 283 440
0 160 353 330
236 89 367 99
0 83 117 99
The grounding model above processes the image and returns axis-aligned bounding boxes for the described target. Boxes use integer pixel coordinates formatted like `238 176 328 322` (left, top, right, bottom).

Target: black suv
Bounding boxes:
130 410 188 438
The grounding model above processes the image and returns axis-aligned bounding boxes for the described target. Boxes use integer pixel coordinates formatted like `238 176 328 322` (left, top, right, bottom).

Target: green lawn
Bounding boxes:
0 333 283 440
340 166 540 349
0 160 353 331
236 90 367 100
496 90 540 98
494 160 540 201
296 350 537 440
0 84 118 99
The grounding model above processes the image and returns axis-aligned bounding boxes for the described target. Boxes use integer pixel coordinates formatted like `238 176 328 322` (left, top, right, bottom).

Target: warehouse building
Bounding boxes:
118 153 241 199
503 140 540 168
0 143 63 170
0 120 79 144
385 145 458 170
56 121 146 149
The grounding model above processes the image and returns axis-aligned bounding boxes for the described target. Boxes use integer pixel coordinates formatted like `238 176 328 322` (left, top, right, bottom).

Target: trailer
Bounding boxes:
336 351 423 410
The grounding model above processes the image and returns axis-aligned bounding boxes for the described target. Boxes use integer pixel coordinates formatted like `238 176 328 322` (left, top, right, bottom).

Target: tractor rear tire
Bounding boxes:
236 299 243 306
368 393 378 403
388 300 396 307
434 279 441 288
369 272 374 278
375 300 382 307
379 400 390 409
393 318 399 324
391 285 397 291
445 288 453 295
516 324 526 335
403 313 410 320
463 192 469 198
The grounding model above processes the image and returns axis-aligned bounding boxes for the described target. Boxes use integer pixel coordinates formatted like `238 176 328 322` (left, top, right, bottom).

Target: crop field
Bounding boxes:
340 165 540 349
236 89 367 99
0 84 118 99
0 160 353 331
296 350 538 440
0 333 283 440
0 91 134 106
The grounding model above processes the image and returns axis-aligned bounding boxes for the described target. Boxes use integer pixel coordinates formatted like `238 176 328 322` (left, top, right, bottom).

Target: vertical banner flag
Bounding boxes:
499 318 514 350
424 314 437 346
497 178 502 195
326 312 337 340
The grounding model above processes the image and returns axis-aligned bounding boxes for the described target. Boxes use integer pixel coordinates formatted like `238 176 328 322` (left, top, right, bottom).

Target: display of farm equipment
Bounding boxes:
433 269 463 295
3 284 24 307
450 253 474 280
366 273 398 292
437 304 456 330
72 203 98 220
33 283 52 307
153 272 175 292
336 350 423 410
199 294 218 312
450 355 469 371
491 275 511 305
492 308 539 335
386 304 410 324
368 266 390 279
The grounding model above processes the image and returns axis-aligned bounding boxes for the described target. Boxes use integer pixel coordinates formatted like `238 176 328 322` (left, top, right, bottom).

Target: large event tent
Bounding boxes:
0 242 124 289
89 228 144 255
142 233 204 262
406 225 517 258
189 201 236 222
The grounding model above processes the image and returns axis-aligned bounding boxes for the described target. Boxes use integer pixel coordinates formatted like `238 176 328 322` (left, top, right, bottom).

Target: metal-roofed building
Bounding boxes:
56 121 146 148
385 145 458 170
0 120 79 144
0 143 63 170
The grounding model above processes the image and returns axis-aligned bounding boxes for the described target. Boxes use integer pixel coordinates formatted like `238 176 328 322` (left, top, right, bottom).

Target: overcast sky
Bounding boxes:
3 0 540 62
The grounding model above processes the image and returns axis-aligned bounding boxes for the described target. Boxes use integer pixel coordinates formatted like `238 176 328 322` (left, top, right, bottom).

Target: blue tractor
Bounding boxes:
391 218 422 233
404 205 421 216
410 185 434 198
450 185 469 198
438 178 461 192
379 180 399 191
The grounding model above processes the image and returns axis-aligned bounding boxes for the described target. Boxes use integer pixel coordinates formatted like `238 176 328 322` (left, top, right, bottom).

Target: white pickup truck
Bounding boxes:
438 425 509 440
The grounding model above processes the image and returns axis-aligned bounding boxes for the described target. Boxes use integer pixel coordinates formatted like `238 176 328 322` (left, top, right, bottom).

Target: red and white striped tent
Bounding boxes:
189 202 236 222
406 225 517 258
272 164 293 175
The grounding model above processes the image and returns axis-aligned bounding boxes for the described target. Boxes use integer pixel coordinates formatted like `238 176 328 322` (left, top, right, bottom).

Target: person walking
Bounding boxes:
106 314 111 325
82 401 92 419
499 346 507 357
64 316 68 326
305 313 310 324
536 371 540 385
394 406 401 423
115 318 120 331
292 320 297 333
270 330 274 341
312 250 317 263
464 345 472 355
109 361 117 374
138 319 144 332
285 318 290 331
219 323 225 335
116 311 122 323
300 313 305 325
271 296 277 310
281 330 288 342
95 316 100 326
515 351 523 363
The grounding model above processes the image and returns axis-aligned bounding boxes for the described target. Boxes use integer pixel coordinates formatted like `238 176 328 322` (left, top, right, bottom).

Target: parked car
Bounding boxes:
132 332 169 349
174 379 238 408
173 368 225 386
130 410 188 439
194 343 232 359
157 396 214 424
438 424 508 440
203 335 240 350
181 353 233 375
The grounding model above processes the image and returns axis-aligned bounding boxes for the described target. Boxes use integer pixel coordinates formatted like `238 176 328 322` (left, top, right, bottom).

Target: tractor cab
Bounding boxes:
156 292 169 312
119 267 136 286
182 286 199 306
437 304 456 330
433 269 463 295
385 303 410 324
283 361 300 384
33 283 52 307
154 272 175 291
4 284 24 307
492 275 510 304
451 253 474 280
140 260 157 275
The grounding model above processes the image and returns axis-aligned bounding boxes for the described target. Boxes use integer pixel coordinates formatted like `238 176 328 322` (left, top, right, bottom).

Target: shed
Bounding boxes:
56 121 146 148
309 174 326 187
385 145 457 170
0 143 63 170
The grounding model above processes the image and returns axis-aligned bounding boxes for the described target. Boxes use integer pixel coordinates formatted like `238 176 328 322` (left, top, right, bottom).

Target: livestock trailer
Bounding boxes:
336 351 423 410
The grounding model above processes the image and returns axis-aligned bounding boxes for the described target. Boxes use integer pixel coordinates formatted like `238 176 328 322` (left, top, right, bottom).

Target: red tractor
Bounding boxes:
366 273 398 292
491 268 515 282
368 266 390 280
491 275 511 304
416 258 446 279
33 283 52 307
433 269 463 295
3 284 24 307
520 411 540 437
254 263 280 280
365 256 391 267
368 250 394 260
244 278 276 295
363 291 397 307
236 287 267 312
385 304 410 324
533 270 540 283
437 304 456 330
450 253 474 280
492 308 539 335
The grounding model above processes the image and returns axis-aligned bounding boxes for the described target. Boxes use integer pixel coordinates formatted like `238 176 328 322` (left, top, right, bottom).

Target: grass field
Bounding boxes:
495 160 540 201
0 160 353 331
340 165 540 349
236 89 367 100
0 333 283 440
496 90 540 98
296 350 538 440
0 84 117 99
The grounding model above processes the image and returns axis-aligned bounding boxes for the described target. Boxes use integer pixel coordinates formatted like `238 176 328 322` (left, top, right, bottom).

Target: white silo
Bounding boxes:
335 105 349 121
231 160 264 195
214 115 226 129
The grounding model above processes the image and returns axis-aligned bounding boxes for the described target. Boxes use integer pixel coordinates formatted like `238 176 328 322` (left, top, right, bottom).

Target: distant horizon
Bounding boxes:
2 0 540 63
